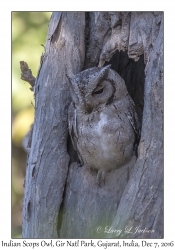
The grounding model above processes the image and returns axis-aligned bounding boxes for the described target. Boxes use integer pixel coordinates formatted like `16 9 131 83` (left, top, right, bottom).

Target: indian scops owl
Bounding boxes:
67 65 140 185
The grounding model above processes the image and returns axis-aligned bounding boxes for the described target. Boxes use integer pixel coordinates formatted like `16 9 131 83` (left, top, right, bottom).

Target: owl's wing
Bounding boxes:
125 98 141 156
68 103 84 164
126 105 140 138
68 103 78 149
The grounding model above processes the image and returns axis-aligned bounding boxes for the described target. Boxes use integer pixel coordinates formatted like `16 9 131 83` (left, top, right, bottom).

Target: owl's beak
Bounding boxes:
85 103 93 114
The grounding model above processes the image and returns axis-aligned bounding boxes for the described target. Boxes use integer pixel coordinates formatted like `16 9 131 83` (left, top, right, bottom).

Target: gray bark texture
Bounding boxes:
22 11 163 239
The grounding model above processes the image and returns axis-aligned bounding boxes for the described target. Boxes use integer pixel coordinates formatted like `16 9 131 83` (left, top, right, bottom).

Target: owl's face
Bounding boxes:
67 65 127 113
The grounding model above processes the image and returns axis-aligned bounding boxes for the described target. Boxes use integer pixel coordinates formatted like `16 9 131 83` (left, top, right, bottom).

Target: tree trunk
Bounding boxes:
22 11 163 239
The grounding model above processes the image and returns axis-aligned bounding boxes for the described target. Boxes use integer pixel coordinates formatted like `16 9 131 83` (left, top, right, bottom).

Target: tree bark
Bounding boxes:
22 11 163 239
22 12 85 238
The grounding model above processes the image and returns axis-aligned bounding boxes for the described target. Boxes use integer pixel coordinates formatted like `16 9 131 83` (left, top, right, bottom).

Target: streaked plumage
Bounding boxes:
67 65 140 186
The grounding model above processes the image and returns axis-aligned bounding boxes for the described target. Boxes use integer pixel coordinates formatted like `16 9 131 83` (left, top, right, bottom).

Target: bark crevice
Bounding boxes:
104 50 145 124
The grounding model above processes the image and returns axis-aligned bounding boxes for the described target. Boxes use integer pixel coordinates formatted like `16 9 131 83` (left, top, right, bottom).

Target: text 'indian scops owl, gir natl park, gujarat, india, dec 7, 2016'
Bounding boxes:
67 65 140 186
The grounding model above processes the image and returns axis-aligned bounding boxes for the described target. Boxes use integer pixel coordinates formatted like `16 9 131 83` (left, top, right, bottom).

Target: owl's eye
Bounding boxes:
92 88 104 95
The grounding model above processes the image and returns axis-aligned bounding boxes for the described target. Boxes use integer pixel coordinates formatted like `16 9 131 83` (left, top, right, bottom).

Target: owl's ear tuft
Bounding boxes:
92 64 111 87
99 64 111 77
69 84 79 105
65 66 74 82
65 68 79 105
103 64 111 70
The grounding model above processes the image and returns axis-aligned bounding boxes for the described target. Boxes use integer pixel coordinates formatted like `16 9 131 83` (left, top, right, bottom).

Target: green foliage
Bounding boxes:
12 12 52 238
12 12 51 113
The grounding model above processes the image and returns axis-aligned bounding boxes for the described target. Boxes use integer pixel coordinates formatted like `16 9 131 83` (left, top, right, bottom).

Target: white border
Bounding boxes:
1 0 175 247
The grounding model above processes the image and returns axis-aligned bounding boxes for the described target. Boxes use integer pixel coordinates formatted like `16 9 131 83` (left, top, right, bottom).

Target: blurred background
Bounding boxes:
12 12 52 238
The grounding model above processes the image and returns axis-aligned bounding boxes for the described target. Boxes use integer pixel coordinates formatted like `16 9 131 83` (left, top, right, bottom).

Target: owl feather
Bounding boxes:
67 65 140 186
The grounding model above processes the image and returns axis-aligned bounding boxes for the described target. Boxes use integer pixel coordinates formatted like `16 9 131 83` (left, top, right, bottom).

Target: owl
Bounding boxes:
67 65 140 186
